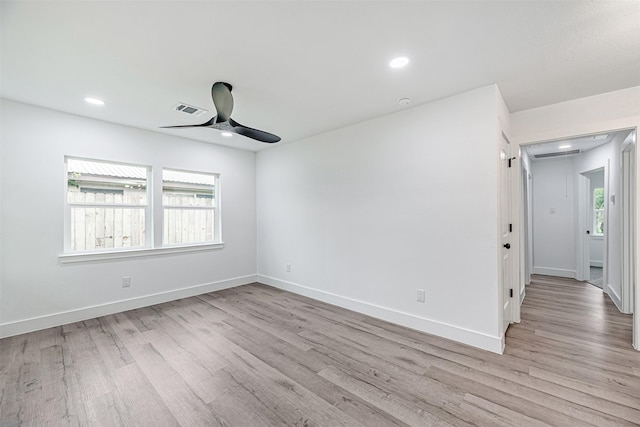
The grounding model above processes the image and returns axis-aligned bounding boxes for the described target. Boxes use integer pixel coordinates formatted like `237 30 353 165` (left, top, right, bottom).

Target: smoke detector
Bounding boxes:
173 102 208 116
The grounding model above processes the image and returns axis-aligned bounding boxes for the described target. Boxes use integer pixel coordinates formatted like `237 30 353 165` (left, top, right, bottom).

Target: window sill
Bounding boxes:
58 242 224 264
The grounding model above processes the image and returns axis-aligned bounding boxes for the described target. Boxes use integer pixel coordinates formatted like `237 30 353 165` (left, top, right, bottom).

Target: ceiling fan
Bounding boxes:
162 82 281 143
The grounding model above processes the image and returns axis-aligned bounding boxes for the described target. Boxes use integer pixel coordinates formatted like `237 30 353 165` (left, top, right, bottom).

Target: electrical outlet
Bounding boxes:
122 276 131 288
416 289 425 303
286 264 291 272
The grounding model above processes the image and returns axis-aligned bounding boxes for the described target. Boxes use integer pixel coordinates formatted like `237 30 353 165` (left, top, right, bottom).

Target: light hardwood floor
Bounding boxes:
1 275 639 426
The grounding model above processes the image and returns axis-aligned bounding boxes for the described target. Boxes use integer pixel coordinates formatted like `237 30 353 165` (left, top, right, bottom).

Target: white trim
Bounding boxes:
621 137 635 315
257 274 505 354
520 287 526 305
532 267 576 279
607 283 622 311
58 242 224 264
590 261 604 268
0 274 255 339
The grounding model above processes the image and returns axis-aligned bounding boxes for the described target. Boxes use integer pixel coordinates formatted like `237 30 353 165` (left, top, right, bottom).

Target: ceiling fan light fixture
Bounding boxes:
84 97 105 106
161 82 281 143
390 56 409 68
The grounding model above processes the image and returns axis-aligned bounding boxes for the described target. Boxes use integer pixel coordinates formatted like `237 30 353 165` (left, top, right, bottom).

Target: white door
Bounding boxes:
500 135 512 333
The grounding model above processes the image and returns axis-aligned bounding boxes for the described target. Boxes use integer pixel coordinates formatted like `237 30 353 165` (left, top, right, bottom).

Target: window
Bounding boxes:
66 158 150 251
593 187 604 236
163 169 218 245
64 157 222 259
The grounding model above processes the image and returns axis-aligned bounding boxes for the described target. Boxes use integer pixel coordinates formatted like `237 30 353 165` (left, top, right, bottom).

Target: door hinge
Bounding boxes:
508 157 516 168
510 288 513 298
509 223 512 233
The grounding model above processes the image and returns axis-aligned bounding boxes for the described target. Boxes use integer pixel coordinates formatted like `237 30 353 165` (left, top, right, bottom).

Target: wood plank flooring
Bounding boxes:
1 274 639 426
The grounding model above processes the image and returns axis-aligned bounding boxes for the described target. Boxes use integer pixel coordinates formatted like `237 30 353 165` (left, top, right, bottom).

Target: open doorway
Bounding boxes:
580 168 605 288
518 129 636 340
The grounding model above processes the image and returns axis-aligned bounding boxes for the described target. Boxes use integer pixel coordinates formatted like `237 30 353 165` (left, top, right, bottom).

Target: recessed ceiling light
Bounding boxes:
84 97 105 106
398 97 412 106
221 131 233 137
390 56 409 68
559 144 571 149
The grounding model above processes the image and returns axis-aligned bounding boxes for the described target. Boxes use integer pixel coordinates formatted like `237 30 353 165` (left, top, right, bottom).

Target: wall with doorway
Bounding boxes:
530 156 576 277
510 86 639 349
528 137 626 299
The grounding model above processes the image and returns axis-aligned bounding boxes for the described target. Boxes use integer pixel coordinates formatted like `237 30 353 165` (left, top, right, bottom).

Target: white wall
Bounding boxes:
510 85 640 349
256 85 504 353
0 99 257 337
530 157 576 278
590 237 604 267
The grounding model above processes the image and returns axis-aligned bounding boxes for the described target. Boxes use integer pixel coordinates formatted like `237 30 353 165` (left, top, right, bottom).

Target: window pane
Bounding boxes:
595 210 605 234
163 209 214 245
163 169 215 207
67 158 147 205
70 207 145 251
593 188 604 210
162 192 214 207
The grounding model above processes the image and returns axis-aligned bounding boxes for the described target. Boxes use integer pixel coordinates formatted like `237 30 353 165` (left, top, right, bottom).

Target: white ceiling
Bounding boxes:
523 131 627 158
2 1 639 151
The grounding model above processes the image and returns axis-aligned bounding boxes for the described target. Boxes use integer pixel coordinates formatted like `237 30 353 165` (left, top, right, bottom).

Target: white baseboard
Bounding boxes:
590 261 603 268
606 284 622 312
0 274 257 339
257 274 504 354
532 267 576 279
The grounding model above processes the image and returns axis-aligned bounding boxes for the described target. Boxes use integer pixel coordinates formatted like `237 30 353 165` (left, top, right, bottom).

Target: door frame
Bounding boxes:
621 137 636 316
520 162 532 288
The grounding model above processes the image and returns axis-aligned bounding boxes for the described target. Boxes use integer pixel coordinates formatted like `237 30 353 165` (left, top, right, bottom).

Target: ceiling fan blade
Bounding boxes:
211 82 234 123
230 118 281 143
161 117 216 128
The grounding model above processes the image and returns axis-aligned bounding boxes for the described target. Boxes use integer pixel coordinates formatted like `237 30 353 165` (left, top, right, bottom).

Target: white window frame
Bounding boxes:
63 156 152 254
60 158 223 264
161 168 221 247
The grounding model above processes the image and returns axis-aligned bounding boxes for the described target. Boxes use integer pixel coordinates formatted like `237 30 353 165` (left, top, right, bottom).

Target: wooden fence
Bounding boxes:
68 190 214 251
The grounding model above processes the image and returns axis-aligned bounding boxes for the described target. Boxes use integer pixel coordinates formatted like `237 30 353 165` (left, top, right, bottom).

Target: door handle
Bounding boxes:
503 243 511 249
586 230 590 234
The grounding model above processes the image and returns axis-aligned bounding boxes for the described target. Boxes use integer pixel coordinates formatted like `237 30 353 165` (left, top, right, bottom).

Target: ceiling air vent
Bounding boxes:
534 149 581 159
173 102 208 116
